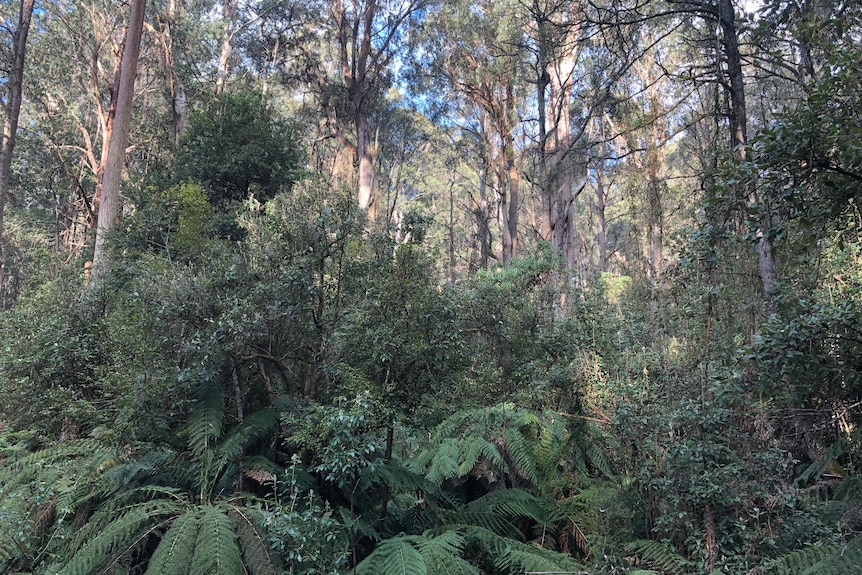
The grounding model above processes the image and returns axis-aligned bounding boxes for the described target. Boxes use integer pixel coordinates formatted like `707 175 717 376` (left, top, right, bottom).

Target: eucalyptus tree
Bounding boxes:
260 0 432 219
523 0 586 273
418 0 529 265
0 0 35 306
15 0 169 266
90 0 147 280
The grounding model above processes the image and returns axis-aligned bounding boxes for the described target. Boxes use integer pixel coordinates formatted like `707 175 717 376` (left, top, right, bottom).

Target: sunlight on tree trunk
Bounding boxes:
0 0 35 307
91 0 146 282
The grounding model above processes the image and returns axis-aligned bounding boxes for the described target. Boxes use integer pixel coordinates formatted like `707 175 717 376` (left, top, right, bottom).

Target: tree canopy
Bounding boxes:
0 0 861 574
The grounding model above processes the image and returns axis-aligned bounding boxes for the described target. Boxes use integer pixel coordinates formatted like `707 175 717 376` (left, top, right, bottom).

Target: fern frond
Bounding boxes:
185 379 226 458
504 427 538 484
215 408 279 465
626 539 694 575
465 525 583 575
357 536 427 575
367 462 442 499
58 499 182 575
0 438 111 491
61 485 186 563
466 488 559 526
144 509 201 575
228 505 281 575
417 530 482 575
189 506 244 575
423 439 461 487
799 534 862 575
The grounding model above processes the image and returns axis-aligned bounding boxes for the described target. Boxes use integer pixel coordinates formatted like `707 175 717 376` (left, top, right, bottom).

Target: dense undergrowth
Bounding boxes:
1 173 860 575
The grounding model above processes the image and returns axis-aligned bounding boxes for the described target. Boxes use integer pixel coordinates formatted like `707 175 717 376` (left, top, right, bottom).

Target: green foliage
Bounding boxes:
285 392 385 489
626 540 696 575
122 181 215 261
173 90 306 206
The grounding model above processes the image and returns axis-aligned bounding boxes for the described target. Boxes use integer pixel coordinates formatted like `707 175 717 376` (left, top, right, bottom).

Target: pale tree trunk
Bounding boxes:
333 0 378 216
594 162 608 273
448 176 456 284
495 82 519 266
356 111 376 216
504 129 519 263
149 0 185 143
548 51 578 265
91 0 146 281
719 0 777 317
89 18 124 226
215 0 238 95
0 0 35 306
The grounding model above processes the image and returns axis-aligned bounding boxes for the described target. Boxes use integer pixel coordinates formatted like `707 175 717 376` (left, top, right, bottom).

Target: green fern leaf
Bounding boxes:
417 530 482 575
358 536 427 575
214 408 279 465
762 544 837 575
58 499 181 575
800 534 862 575
185 379 225 458
626 539 694 575
144 510 201 575
228 505 281 575
465 525 583 575
425 439 461 486
189 506 244 575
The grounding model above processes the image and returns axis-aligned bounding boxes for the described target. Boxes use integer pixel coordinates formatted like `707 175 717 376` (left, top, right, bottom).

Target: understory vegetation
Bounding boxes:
1 0 861 574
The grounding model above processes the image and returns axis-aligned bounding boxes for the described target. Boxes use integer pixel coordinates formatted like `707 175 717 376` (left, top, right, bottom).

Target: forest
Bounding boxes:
0 0 860 573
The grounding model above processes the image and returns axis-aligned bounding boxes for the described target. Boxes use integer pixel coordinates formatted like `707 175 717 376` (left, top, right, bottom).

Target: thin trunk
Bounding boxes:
595 164 608 273
91 0 146 281
379 425 394 518
720 0 777 316
215 0 238 95
0 0 35 306
497 142 513 266
449 177 456 284
156 0 185 143
476 115 492 271
505 134 519 263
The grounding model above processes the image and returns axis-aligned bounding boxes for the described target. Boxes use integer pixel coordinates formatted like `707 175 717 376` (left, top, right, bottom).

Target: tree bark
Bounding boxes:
91 0 147 281
215 0 238 95
0 0 35 305
719 0 777 316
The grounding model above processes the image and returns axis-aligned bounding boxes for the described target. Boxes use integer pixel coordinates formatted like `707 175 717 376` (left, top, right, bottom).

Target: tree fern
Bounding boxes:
625 540 695 575
412 404 568 489
465 525 584 575
144 509 200 575
184 375 225 459
417 530 483 575
57 498 183 575
799 534 862 575
188 506 245 575
357 536 428 575
228 505 281 575
504 425 540 484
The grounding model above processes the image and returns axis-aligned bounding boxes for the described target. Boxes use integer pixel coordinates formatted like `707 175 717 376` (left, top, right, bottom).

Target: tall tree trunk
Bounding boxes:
152 0 185 143
0 0 35 306
719 0 777 316
215 0 238 95
334 0 380 217
91 0 146 281
356 110 376 217
504 132 519 264
595 164 608 273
